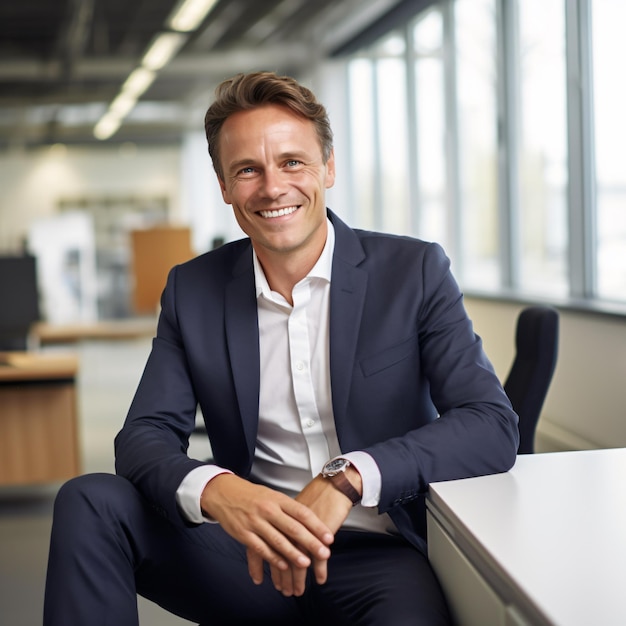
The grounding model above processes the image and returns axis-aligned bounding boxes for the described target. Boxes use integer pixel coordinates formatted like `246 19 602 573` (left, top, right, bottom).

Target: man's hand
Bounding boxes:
200 474 334 592
270 467 363 596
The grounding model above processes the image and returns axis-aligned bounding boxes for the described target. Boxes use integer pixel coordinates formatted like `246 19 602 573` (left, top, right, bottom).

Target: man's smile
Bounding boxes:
258 205 301 219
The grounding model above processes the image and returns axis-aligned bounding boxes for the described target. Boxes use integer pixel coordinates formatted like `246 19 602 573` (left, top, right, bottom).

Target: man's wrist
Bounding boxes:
176 465 233 524
320 459 362 506
339 451 380 507
329 471 361 506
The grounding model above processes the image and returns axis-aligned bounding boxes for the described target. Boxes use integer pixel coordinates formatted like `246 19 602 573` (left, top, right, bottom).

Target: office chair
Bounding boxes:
503 305 559 454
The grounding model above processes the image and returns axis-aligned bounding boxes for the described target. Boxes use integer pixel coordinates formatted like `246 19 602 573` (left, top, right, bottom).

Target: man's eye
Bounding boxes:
239 167 255 175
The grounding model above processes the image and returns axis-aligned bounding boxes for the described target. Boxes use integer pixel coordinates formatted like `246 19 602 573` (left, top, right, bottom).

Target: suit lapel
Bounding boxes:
328 212 368 445
224 245 260 471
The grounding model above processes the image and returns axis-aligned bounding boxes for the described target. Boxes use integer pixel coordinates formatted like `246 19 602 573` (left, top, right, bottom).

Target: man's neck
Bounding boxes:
255 249 319 305
255 227 328 305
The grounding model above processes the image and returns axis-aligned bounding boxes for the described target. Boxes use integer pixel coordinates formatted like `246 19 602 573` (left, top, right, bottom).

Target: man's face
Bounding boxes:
217 104 335 263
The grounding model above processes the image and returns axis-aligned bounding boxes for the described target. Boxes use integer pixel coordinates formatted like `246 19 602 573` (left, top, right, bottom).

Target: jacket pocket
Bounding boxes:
359 335 418 377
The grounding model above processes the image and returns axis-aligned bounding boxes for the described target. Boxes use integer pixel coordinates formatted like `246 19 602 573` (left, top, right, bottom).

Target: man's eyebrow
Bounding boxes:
277 150 313 161
226 158 257 173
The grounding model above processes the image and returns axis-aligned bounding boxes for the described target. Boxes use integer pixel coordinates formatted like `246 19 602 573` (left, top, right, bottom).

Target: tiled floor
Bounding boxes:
0 337 211 625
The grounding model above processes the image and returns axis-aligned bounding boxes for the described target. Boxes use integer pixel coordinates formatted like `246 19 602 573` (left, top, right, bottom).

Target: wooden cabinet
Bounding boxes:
130 226 194 314
0 352 81 485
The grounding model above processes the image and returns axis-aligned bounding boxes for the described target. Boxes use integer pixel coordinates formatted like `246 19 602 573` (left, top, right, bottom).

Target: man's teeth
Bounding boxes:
259 206 299 218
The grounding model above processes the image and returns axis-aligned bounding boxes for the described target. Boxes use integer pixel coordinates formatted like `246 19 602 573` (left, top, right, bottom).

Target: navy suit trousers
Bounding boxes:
44 473 451 625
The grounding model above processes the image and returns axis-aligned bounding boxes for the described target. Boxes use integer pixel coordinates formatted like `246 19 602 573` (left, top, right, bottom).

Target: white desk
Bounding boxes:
426 449 626 626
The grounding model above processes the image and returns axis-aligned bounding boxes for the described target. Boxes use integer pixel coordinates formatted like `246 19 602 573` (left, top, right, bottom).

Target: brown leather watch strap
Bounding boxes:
327 471 361 506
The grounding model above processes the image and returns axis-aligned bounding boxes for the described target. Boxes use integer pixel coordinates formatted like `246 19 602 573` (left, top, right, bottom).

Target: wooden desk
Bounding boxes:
33 317 156 345
0 352 81 486
427 449 626 626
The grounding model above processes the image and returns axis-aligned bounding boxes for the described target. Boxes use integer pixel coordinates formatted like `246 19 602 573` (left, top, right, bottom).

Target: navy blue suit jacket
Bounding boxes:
115 210 519 552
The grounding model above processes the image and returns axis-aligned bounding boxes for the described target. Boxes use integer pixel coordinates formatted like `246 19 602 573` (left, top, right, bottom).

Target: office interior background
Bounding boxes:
0 0 625 623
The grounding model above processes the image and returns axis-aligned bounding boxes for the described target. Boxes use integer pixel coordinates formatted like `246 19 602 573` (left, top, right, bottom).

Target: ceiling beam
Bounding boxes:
56 0 96 76
0 44 313 82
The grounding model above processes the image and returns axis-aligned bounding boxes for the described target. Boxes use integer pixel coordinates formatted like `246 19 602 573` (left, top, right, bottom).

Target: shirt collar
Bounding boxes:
253 217 335 298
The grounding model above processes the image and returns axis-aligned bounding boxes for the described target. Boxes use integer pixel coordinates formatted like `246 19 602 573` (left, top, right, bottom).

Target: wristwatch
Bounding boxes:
321 458 361 506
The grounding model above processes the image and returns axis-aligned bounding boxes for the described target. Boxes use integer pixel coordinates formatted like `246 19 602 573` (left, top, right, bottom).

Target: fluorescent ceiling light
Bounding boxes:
142 32 187 71
122 68 156 98
109 92 137 118
94 112 122 140
168 0 218 32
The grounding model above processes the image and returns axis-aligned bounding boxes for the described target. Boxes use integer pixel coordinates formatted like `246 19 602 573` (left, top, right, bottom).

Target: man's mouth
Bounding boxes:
258 205 300 219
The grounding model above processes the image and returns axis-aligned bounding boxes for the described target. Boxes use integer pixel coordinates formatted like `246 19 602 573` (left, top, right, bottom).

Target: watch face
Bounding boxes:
324 458 349 476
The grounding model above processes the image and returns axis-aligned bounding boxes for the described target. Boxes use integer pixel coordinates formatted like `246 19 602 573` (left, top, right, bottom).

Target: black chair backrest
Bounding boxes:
0 254 41 351
503 306 559 454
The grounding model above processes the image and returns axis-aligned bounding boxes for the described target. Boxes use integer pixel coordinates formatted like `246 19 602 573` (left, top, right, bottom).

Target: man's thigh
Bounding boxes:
165 528 452 625
310 531 452 626
49 473 307 625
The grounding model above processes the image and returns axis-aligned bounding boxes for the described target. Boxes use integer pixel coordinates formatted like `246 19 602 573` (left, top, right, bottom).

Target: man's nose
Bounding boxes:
260 167 288 198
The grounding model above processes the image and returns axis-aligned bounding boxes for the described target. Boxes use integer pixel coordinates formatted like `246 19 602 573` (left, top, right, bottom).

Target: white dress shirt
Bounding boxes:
177 220 396 535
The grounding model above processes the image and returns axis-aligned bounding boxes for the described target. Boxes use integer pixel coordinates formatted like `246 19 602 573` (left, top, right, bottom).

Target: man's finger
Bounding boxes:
247 548 265 585
312 556 328 586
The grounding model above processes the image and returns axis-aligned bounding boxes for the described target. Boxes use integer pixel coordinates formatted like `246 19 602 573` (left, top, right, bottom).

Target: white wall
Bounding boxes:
0 143 182 253
465 297 626 453
179 131 244 253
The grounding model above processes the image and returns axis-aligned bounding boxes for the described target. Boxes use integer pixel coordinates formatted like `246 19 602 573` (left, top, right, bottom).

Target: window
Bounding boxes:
376 34 410 234
517 0 568 297
592 0 626 302
455 0 499 289
413 8 447 246
342 0 626 311
347 34 409 233
348 60 376 230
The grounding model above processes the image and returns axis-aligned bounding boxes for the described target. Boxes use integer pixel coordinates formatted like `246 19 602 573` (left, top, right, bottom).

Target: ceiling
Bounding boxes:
0 0 402 149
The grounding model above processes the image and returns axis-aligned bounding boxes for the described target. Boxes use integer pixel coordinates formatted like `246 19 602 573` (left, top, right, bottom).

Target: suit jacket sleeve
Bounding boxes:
342 237 519 515
114 264 208 523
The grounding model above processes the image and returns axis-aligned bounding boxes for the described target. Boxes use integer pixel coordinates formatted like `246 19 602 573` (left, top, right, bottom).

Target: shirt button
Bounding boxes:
304 419 315 428
295 361 305 371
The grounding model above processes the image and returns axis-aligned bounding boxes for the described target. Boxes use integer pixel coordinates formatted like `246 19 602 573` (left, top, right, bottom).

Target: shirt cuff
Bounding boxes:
175 465 233 524
336 451 381 507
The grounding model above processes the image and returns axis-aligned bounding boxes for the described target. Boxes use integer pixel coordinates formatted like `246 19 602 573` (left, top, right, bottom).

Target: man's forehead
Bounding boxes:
220 106 322 158
222 104 314 132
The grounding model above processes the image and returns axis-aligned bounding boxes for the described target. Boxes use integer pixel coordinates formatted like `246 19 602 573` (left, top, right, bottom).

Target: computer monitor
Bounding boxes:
0 255 41 350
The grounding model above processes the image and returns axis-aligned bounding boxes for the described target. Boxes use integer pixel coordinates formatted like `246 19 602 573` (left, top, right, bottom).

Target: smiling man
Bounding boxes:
44 72 519 625
217 104 334 302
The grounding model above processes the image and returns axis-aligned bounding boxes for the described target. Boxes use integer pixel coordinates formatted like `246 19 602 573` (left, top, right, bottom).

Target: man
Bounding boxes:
44 71 519 625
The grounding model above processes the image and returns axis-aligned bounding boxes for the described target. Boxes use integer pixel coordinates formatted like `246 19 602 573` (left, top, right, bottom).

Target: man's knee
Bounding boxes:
53 473 137 524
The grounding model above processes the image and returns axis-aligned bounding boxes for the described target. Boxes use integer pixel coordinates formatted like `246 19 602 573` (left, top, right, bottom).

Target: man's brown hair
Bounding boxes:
204 71 334 180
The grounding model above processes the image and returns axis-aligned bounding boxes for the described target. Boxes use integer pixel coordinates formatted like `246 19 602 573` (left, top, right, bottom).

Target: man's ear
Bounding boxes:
218 176 230 204
325 149 336 189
